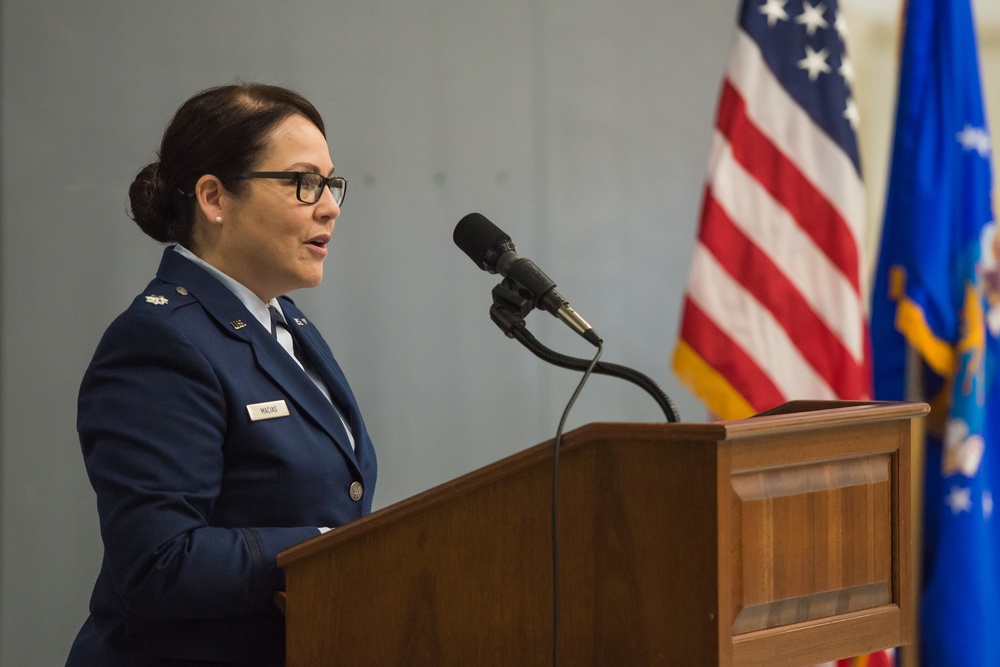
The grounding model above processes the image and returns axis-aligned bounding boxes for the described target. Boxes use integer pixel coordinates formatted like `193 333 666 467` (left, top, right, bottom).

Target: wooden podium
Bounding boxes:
277 400 926 666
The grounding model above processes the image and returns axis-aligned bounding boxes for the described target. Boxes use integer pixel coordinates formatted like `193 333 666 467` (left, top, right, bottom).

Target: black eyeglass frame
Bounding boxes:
235 171 347 205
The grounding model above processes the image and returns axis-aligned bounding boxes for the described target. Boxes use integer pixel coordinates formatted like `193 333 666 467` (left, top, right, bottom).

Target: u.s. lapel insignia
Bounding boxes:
145 295 169 306
230 319 247 330
175 286 189 296
293 317 307 326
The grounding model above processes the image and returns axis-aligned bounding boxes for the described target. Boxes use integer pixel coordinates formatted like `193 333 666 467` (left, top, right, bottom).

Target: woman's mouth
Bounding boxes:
306 234 330 255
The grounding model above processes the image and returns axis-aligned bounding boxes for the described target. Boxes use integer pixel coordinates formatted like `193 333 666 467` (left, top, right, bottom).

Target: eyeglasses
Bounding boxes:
236 172 347 205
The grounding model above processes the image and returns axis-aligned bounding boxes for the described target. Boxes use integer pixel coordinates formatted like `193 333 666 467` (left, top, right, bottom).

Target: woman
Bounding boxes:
66 83 377 667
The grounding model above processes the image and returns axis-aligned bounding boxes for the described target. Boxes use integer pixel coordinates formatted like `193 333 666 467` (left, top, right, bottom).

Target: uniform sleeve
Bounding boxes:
78 310 319 621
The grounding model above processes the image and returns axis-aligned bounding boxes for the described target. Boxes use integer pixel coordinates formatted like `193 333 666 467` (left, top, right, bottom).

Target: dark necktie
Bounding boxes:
269 305 301 362
268 305 285 339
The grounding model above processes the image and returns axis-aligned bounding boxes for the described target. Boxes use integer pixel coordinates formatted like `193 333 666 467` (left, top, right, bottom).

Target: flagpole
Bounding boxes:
900 347 924 667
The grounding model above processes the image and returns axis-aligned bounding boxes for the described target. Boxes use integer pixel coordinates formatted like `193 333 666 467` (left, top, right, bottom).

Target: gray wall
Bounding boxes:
0 1 737 664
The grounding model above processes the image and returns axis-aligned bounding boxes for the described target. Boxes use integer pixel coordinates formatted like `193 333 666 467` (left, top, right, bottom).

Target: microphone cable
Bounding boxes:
457 214 683 663
550 340 602 667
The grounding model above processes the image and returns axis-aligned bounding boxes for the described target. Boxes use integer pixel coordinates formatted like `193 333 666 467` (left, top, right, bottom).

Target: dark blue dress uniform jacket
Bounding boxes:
66 247 377 667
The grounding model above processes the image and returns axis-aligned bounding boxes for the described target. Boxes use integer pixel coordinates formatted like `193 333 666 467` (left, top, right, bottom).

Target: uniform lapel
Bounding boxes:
278 300 368 459
155 248 360 467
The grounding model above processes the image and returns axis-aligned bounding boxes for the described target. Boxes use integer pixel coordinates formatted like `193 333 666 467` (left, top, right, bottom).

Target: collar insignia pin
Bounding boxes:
294 318 307 326
230 319 247 330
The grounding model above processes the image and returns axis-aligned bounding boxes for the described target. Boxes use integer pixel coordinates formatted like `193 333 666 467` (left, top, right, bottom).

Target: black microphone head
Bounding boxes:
454 213 515 272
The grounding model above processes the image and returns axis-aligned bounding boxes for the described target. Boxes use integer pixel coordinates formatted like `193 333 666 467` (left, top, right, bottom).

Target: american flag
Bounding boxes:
673 0 872 419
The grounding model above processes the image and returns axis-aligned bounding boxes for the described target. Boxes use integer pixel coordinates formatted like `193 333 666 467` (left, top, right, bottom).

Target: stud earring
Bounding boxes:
215 216 223 224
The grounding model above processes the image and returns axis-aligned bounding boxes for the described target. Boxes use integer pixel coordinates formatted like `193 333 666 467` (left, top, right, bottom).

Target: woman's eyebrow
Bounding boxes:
287 162 335 176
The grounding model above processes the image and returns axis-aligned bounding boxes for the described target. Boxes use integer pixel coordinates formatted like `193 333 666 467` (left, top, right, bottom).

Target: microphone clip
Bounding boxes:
489 278 536 338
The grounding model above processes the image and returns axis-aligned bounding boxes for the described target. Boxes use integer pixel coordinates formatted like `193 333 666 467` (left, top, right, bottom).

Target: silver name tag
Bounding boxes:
247 400 290 421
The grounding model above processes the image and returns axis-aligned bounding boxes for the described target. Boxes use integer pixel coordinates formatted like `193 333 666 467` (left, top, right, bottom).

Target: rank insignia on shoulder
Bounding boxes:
145 295 169 306
230 320 247 330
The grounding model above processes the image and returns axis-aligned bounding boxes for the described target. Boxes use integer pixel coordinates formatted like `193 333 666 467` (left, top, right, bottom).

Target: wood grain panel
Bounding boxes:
731 455 893 632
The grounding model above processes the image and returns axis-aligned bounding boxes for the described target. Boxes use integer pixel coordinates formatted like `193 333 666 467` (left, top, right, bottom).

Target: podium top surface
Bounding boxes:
685 400 928 440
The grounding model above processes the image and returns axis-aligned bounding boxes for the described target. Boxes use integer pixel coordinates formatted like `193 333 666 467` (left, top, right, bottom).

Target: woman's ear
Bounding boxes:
193 174 225 226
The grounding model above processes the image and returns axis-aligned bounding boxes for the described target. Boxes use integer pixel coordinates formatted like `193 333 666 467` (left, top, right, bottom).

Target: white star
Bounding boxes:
797 45 832 81
843 97 860 130
956 124 992 157
945 486 973 514
759 0 790 27
839 55 856 85
985 491 994 520
943 418 986 477
834 11 850 41
796 2 829 36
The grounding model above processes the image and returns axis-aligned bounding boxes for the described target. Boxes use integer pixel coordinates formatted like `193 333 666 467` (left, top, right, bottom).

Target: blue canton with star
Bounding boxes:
742 0 861 175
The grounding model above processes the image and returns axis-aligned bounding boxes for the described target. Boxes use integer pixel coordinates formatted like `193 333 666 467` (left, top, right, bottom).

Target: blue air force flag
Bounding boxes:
869 0 1000 664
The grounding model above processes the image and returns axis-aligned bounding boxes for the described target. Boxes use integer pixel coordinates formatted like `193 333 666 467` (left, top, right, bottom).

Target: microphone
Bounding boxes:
454 213 602 346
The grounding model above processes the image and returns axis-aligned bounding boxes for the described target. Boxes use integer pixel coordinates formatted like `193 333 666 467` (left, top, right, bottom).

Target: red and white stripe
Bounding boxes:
674 29 871 419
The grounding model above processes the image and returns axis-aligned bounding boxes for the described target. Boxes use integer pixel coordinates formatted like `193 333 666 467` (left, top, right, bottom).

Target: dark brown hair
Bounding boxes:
128 82 326 247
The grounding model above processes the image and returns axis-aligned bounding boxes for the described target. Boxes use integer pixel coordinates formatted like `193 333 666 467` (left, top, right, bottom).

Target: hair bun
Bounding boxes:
128 162 176 242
